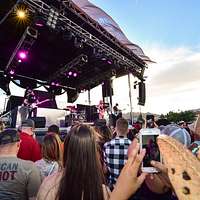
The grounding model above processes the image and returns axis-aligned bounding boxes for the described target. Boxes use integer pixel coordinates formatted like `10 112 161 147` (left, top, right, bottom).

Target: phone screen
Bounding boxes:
142 135 160 167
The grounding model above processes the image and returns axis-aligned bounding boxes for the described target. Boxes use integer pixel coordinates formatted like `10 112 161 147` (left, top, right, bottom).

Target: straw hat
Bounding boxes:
194 114 200 135
157 135 200 200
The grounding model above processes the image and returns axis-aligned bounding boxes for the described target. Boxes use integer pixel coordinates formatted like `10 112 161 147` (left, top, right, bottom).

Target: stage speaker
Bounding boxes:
138 82 146 106
67 89 79 103
102 79 113 97
6 96 24 112
0 75 10 95
30 117 46 128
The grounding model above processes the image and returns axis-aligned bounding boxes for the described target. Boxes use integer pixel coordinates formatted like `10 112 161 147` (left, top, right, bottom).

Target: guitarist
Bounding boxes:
20 89 39 121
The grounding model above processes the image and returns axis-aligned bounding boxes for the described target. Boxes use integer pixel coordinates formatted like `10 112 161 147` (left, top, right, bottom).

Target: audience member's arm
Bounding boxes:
110 140 146 200
27 165 42 200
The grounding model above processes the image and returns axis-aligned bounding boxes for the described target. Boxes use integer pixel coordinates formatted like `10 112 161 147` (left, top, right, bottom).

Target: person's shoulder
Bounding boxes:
125 138 132 144
43 171 62 184
19 132 32 141
104 138 115 147
20 158 39 170
35 159 44 166
13 158 40 178
37 172 62 199
20 158 34 165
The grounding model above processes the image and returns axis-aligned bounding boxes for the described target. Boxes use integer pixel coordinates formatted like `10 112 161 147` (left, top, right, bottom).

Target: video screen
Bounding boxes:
142 135 160 167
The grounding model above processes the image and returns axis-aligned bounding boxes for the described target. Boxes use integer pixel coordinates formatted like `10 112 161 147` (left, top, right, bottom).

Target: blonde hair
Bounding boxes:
0 121 5 132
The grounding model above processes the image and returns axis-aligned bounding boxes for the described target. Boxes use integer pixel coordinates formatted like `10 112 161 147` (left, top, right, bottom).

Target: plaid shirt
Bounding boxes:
104 136 131 186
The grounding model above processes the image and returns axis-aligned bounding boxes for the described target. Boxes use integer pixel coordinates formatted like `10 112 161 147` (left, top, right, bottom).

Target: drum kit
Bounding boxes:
65 106 86 122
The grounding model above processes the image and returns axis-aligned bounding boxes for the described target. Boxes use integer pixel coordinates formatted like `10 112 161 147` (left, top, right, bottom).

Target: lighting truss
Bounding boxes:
49 54 88 81
22 0 145 79
5 26 38 71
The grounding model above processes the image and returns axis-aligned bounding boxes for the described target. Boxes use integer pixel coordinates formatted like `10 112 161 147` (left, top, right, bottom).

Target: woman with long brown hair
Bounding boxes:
37 124 108 199
37 124 146 200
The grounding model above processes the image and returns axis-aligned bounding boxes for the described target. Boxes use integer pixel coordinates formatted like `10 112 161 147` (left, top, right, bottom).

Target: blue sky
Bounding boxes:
89 0 200 113
91 0 200 48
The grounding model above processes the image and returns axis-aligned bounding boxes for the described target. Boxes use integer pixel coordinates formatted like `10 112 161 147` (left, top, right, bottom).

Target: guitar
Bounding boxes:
30 99 51 108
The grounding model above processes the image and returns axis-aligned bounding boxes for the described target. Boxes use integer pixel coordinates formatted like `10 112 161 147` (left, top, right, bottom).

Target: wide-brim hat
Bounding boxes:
157 135 200 200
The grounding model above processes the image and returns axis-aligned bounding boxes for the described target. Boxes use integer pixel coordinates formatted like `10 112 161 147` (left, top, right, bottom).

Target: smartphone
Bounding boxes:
139 128 161 173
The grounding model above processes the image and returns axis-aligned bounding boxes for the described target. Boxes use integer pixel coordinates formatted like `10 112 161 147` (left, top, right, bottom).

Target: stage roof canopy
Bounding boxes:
0 0 149 96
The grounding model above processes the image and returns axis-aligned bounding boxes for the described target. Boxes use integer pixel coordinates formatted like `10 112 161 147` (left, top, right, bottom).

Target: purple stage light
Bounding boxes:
51 82 55 86
18 51 27 60
35 19 44 27
68 71 72 76
107 60 112 65
101 57 106 61
9 70 15 75
73 72 77 77
35 22 44 27
56 83 59 86
18 59 22 63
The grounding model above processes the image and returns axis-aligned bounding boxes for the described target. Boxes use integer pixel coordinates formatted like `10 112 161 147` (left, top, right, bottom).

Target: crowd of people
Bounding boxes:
0 114 200 200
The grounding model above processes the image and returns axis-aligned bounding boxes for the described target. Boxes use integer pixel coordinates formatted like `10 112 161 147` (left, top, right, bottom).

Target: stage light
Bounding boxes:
46 8 59 29
34 15 45 28
107 60 112 65
68 71 72 76
18 59 22 63
73 73 77 77
35 20 44 27
18 51 27 60
9 70 15 75
16 9 26 19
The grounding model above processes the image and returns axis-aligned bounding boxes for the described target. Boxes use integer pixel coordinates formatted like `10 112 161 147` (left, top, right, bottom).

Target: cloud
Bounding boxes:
141 45 200 113
144 46 200 94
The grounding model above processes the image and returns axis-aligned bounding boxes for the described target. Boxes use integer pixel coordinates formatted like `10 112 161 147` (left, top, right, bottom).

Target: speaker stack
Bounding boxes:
138 82 146 106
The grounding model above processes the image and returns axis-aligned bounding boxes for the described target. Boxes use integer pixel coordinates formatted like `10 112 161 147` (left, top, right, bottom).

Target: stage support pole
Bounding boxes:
128 73 133 124
109 79 113 113
88 89 91 106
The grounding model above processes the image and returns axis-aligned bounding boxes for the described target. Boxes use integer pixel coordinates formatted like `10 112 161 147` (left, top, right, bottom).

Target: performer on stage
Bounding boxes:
97 100 105 119
19 89 38 122
113 103 122 117
112 103 122 127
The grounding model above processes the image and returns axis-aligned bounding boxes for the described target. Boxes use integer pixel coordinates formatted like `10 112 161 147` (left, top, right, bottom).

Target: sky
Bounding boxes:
88 0 200 114
1 0 200 114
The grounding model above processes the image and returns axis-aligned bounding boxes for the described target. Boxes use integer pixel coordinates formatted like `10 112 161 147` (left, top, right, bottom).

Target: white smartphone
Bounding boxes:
139 128 161 173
